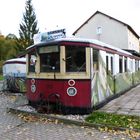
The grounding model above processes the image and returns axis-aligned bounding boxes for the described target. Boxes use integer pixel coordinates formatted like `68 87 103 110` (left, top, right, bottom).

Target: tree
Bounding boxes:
6 33 17 40
0 35 19 61
19 0 39 49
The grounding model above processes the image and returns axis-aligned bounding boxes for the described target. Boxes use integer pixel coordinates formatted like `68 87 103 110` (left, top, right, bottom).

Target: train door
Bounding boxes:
64 46 91 109
28 52 37 73
91 48 99 106
106 53 115 95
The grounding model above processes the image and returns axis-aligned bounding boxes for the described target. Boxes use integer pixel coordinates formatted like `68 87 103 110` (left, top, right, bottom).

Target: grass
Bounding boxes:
85 111 140 130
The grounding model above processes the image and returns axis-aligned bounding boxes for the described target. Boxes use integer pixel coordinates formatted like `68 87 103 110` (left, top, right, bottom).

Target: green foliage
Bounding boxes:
0 34 22 73
19 0 39 49
0 60 4 74
0 74 3 80
0 35 18 61
0 36 20 61
86 111 140 129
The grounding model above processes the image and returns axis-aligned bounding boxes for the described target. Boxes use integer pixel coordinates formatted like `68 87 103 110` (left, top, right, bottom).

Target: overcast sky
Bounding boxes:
0 0 140 37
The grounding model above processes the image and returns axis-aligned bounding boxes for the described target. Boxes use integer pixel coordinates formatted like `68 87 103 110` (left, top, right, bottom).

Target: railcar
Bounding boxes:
2 57 26 92
26 37 140 114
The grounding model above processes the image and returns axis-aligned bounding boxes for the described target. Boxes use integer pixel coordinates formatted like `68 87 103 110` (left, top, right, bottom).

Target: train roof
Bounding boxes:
3 57 26 65
26 37 132 56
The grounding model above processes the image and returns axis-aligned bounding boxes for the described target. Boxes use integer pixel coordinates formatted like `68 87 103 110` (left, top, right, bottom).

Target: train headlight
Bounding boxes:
31 85 36 93
31 78 35 84
67 87 77 96
68 79 75 86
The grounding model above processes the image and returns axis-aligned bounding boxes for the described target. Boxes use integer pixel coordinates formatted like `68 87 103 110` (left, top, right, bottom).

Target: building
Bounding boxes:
73 11 140 53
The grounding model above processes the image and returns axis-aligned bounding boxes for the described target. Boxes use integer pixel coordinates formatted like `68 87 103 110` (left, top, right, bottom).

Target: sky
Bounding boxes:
0 0 140 37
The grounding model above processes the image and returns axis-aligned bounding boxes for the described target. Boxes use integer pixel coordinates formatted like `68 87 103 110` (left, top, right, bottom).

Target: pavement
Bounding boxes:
100 84 140 117
0 93 134 140
0 82 140 139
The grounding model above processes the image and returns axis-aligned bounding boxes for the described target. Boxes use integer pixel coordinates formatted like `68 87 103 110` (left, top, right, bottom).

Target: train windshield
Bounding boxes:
66 46 86 72
39 45 60 72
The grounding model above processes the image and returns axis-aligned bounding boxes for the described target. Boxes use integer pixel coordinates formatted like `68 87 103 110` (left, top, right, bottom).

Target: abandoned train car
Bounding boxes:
26 37 140 114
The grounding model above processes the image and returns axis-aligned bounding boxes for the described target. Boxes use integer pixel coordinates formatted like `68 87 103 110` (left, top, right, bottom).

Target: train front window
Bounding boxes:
66 46 86 72
39 46 60 72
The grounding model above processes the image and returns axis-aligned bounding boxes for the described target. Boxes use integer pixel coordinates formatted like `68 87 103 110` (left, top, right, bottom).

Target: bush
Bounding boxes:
0 60 4 75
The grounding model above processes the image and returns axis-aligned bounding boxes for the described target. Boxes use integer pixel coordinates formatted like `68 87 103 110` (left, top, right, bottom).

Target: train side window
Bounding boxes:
124 57 127 72
66 46 86 72
111 56 113 74
106 56 109 74
93 49 99 71
106 55 113 75
28 52 36 73
119 56 123 73
135 60 139 71
130 59 133 72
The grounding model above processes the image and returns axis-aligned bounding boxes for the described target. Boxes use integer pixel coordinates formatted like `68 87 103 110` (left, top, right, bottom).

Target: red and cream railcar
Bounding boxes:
26 37 140 114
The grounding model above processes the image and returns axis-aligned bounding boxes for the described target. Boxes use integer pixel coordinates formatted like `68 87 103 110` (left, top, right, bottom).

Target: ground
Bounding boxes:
0 92 137 140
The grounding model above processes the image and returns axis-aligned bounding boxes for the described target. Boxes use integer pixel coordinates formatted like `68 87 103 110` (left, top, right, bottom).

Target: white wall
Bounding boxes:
127 29 139 52
74 13 139 52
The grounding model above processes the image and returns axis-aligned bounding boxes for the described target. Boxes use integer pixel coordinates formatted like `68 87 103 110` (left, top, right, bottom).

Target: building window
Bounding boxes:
96 27 102 35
